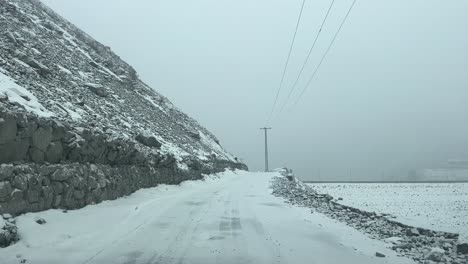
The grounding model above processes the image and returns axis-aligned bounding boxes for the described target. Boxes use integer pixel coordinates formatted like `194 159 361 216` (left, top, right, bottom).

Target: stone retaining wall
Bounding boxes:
0 109 163 165
0 162 199 215
0 109 247 216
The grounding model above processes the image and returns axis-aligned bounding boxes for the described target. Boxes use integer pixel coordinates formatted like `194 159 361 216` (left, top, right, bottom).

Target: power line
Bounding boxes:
266 0 307 125
293 0 357 107
274 0 336 121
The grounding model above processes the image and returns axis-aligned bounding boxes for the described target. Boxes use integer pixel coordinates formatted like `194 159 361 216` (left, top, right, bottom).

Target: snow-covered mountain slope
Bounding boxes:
0 0 247 230
0 0 238 166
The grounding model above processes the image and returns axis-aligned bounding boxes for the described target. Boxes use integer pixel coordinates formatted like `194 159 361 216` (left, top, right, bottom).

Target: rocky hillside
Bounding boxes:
0 0 246 240
0 0 240 166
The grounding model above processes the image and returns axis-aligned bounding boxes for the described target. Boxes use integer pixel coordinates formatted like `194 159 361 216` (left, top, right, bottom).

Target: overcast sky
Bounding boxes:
43 0 468 180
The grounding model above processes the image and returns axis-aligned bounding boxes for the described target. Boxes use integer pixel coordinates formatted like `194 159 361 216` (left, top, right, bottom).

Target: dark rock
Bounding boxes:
85 83 108 97
32 126 53 151
0 182 13 202
52 123 66 141
13 137 30 161
45 142 63 163
425 248 444 262
10 175 28 190
53 195 62 208
375 252 385 258
24 58 50 76
407 228 420 236
73 190 85 200
34 217 46 225
2 213 12 219
0 164 14 181
0 137 30 163
40 177 50 187
457 243 468 254
0 141 16 163
39 165 59 176
26 190 40 203
0 115 17 144
188 131 201 140
51 181 64 195
0 220 19 248
10 189 23 201
50 166 74 181
135 134 161 149
87 177 98 190
30 148 45 163
4 32 18 45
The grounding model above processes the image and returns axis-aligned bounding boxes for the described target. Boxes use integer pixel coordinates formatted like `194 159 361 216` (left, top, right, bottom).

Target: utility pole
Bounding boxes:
260 127 272 172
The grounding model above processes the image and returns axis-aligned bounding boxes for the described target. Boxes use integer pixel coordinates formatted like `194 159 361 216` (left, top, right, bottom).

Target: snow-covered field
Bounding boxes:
309 183 468 242
0 171 414 264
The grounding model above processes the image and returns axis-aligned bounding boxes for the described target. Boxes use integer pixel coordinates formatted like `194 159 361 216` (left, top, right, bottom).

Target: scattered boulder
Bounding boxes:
375 252 385 258
0 214 18 248
425 247 445 262
85 83 108 97
135 134 161 149
457 243 468 254
187 131 201 140
34 217 46 225
407 228 420 236
24 58 50 76
392 243 413 250
4 32 18 45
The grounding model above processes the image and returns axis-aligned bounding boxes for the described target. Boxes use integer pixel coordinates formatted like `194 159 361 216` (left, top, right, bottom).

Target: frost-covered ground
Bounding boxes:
309 183 468 242
0 171 414 264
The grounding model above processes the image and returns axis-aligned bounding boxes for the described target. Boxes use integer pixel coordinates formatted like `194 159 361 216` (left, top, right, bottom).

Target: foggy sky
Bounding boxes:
42 0 468 180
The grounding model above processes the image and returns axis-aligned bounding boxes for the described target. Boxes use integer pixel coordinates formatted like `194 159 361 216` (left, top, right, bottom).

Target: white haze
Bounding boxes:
43 0 468 181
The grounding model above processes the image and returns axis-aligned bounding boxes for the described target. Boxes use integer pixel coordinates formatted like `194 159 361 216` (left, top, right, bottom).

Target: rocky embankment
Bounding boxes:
271 173 468 264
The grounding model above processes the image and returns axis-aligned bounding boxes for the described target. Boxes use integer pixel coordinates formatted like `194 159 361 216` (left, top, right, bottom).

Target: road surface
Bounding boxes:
1 171 414 264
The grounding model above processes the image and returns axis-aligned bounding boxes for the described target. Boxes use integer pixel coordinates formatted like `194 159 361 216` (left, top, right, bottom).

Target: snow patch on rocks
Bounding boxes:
0 72 53 117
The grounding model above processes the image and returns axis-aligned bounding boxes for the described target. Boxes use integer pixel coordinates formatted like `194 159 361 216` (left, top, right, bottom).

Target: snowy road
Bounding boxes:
1 171 414 264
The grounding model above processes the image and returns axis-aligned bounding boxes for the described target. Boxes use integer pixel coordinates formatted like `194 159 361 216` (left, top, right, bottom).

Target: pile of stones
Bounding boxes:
0 213 18 248
271 175 468 264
